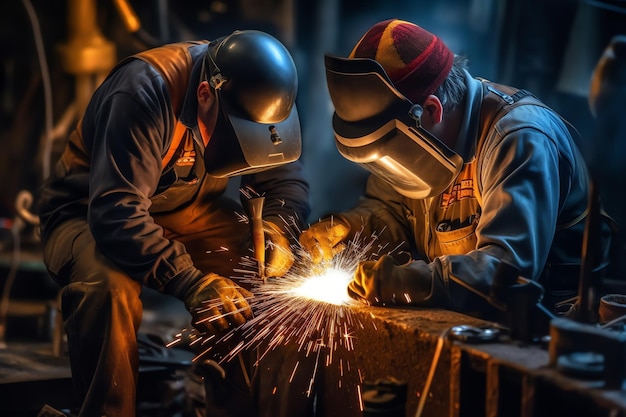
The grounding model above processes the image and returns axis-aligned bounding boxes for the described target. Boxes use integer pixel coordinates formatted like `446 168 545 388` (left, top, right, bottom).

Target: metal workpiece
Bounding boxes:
549 317 626 389
346 306 485 417
458 333 626 417
313 305 626 417
456 340 550 417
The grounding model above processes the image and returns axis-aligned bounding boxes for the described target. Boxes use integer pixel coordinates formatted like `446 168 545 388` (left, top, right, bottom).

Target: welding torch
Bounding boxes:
246 196 266 283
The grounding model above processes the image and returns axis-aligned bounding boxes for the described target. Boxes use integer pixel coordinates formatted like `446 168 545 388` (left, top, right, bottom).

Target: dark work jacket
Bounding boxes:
335 71 612 315
37 41 310 290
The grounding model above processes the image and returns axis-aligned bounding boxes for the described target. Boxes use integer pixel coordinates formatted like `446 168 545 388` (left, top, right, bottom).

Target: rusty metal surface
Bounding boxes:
2 291 625 416
314 307 484 417
318 304 626 417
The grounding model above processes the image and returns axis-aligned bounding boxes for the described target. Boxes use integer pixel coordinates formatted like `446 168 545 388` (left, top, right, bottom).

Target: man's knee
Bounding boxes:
62 268 142 321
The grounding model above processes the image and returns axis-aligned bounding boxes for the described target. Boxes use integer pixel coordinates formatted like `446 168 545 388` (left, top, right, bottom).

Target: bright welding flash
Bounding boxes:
291 267 353 305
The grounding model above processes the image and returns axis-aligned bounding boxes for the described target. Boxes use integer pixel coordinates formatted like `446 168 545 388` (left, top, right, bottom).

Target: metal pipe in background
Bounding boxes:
112 0 141 33
56 0 116 117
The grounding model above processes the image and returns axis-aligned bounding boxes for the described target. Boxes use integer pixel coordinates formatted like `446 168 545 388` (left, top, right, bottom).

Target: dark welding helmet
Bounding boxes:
324 54 463 199
203 30 301 177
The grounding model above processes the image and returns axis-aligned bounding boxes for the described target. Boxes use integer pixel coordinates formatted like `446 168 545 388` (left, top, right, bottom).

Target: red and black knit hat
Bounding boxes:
349 19 454 105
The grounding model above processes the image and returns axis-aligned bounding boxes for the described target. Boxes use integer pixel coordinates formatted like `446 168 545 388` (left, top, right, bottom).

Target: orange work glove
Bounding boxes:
299 219 350 265
169 273 253 334
263 220 295 277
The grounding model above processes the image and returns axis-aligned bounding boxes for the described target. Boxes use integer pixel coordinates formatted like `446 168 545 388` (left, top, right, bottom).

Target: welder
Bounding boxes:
37 30 309 417
300 19 615 319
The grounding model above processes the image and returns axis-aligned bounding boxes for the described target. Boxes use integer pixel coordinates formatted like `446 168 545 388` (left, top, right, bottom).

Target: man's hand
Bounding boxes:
181 274 253 334
299 219 350 264
263 220 294 277
348 255 444 306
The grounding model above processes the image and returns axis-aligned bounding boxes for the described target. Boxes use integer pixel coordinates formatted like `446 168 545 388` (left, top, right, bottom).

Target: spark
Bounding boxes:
205 246 229 254
235 212 249 223
168 193 402 402
204 221 385 364
240 184 263 200
357 384 364 412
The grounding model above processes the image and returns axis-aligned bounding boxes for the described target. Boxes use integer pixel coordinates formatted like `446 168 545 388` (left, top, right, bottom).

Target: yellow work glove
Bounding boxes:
169 273 253 335
348 255 445 306
299 219 350 265
263 220 295 277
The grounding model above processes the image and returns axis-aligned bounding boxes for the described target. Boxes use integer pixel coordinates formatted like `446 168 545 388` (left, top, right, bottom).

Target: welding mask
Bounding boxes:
324 54 463 199
203 30 301 178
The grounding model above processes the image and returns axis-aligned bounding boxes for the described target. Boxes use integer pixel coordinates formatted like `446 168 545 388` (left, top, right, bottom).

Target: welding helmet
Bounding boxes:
324 54 463 199
203 30 301 177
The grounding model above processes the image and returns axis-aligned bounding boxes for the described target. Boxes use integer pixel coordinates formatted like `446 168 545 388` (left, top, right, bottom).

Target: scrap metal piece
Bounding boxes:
549 317 626 388
449 325 503 344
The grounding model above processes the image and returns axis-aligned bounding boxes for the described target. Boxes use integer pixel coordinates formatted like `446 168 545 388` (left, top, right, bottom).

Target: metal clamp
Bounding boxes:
449 325 502 344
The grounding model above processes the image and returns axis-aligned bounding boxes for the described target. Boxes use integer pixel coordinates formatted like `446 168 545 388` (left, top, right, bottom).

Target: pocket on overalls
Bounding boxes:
42 218 85 286
435 216 479 256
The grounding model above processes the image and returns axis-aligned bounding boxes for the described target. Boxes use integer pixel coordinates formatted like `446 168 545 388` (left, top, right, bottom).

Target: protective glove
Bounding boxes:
347 254 446 306
263 220 295 277
299 219 350 265
168 273 253 334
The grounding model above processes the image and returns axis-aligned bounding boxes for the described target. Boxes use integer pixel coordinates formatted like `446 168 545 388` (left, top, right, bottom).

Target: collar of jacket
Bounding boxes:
179 43 210 149
453 71 484 161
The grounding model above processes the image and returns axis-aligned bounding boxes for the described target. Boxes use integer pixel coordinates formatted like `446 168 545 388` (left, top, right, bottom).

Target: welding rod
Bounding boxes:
246 196 266 282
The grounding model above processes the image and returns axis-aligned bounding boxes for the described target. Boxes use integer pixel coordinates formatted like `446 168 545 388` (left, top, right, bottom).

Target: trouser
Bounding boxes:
42 195 327 417
42 195 253 417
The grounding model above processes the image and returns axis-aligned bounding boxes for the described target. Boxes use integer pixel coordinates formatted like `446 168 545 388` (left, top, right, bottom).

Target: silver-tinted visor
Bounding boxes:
335 117 463 198
204 89 302 178
325 54 463 199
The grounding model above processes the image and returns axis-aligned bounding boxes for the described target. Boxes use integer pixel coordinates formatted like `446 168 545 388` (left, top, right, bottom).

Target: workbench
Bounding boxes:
1 303 625 416
311 305 626 417
2 245 625 417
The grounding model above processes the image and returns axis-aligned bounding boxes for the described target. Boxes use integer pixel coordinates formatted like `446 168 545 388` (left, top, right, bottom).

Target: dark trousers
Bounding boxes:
42 195 254 417
42 194 326 417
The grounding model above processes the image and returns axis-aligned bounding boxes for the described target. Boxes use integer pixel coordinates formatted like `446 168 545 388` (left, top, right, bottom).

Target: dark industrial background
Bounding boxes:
0 1 626 416
1 0 625 225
